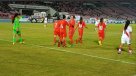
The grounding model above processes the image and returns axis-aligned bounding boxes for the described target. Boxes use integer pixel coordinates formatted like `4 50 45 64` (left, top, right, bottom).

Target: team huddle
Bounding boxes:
53 15 88 47
12 13 133 54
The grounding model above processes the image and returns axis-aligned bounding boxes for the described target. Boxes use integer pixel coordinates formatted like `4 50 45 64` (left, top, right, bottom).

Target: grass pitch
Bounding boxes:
0 22 136 76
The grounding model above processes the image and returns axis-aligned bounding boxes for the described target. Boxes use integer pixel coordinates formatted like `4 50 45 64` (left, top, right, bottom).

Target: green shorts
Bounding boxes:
13 29 21 34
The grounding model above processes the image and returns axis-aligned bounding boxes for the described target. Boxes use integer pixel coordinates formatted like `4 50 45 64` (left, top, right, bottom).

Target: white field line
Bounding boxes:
0 39 136 65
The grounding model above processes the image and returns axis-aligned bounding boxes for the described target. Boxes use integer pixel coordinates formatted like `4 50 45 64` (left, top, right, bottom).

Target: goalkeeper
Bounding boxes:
12 13 24 45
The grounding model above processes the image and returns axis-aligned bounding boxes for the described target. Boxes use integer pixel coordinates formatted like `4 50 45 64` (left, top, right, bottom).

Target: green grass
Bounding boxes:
0 22 136 76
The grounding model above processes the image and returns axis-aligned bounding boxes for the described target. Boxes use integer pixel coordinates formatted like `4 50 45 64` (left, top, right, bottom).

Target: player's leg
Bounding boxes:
118 37 125 54
57 31 61 47
101 33 105 44
60 34 63 45
118 43 124 54
59 32 64 47
62 33 67 47
127 38 132 54
71 29 74 44
58 35 61 47
128 44 132 54
76 30 80 44
98 33 102 45
69 29 74 45
62 37 66 47
79 30 83 43
17 31 23 44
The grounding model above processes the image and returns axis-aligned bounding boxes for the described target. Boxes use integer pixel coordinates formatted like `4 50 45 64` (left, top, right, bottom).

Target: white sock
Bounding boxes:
129 50 132 53
118 49 121 52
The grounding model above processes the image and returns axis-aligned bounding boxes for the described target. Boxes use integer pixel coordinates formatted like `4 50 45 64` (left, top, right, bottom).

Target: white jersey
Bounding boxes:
95 20 100 26
121 26 132 44
44 17 48 23
122 26 132 38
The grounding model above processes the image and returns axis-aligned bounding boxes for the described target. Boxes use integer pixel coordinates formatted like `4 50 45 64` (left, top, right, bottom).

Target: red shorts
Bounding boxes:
69 28 74 38
78 29 83 37
98 32 105 39
60 31 67 38
54 29 60 36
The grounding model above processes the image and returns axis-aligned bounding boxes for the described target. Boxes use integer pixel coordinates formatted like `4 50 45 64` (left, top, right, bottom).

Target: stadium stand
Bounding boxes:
0 0 136 20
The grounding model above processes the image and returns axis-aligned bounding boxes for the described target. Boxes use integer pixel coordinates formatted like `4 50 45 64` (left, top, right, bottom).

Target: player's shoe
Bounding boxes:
98 41 102 46
118 49 122 54
13 43 15 45
20 41 24 44
62 43 66 47
58 42 60 47
128 50 132 55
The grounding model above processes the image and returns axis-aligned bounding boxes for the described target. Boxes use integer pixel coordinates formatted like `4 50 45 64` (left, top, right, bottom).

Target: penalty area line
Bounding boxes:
0 39 136 65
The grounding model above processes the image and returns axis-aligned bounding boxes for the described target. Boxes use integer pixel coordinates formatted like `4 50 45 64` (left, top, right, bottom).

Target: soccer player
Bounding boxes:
59 15 69 47
53 18 61 46
68 15 76 47
118 20 133 54
95 17 99 30
44 16 48 28
12 13 24 45
75 17 87 44
97 18 106 45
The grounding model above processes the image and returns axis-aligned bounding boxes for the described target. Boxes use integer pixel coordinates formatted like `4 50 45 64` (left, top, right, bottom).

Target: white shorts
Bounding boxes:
121 37 131 45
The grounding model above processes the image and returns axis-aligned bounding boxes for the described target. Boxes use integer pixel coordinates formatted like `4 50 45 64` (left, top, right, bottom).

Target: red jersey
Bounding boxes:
69 19 75 29
60 19 69 32
97 22 106 33
54 20 60 31
77 21 86 30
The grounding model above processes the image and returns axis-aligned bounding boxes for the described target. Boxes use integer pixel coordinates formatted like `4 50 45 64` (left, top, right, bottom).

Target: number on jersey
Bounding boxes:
79 24 82 28
99 26 103 30
60 24 63 28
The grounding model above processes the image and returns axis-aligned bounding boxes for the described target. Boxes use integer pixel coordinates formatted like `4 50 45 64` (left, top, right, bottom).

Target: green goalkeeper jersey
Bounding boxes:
13 17 20 30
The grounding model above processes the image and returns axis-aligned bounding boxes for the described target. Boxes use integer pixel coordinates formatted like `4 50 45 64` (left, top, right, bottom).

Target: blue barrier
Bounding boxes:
0 19 30 23
0 19 11 22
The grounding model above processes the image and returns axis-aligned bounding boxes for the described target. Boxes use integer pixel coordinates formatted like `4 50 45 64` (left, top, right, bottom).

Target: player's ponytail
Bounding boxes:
12 13 19 24
80 17 83 24
124 20 130 31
